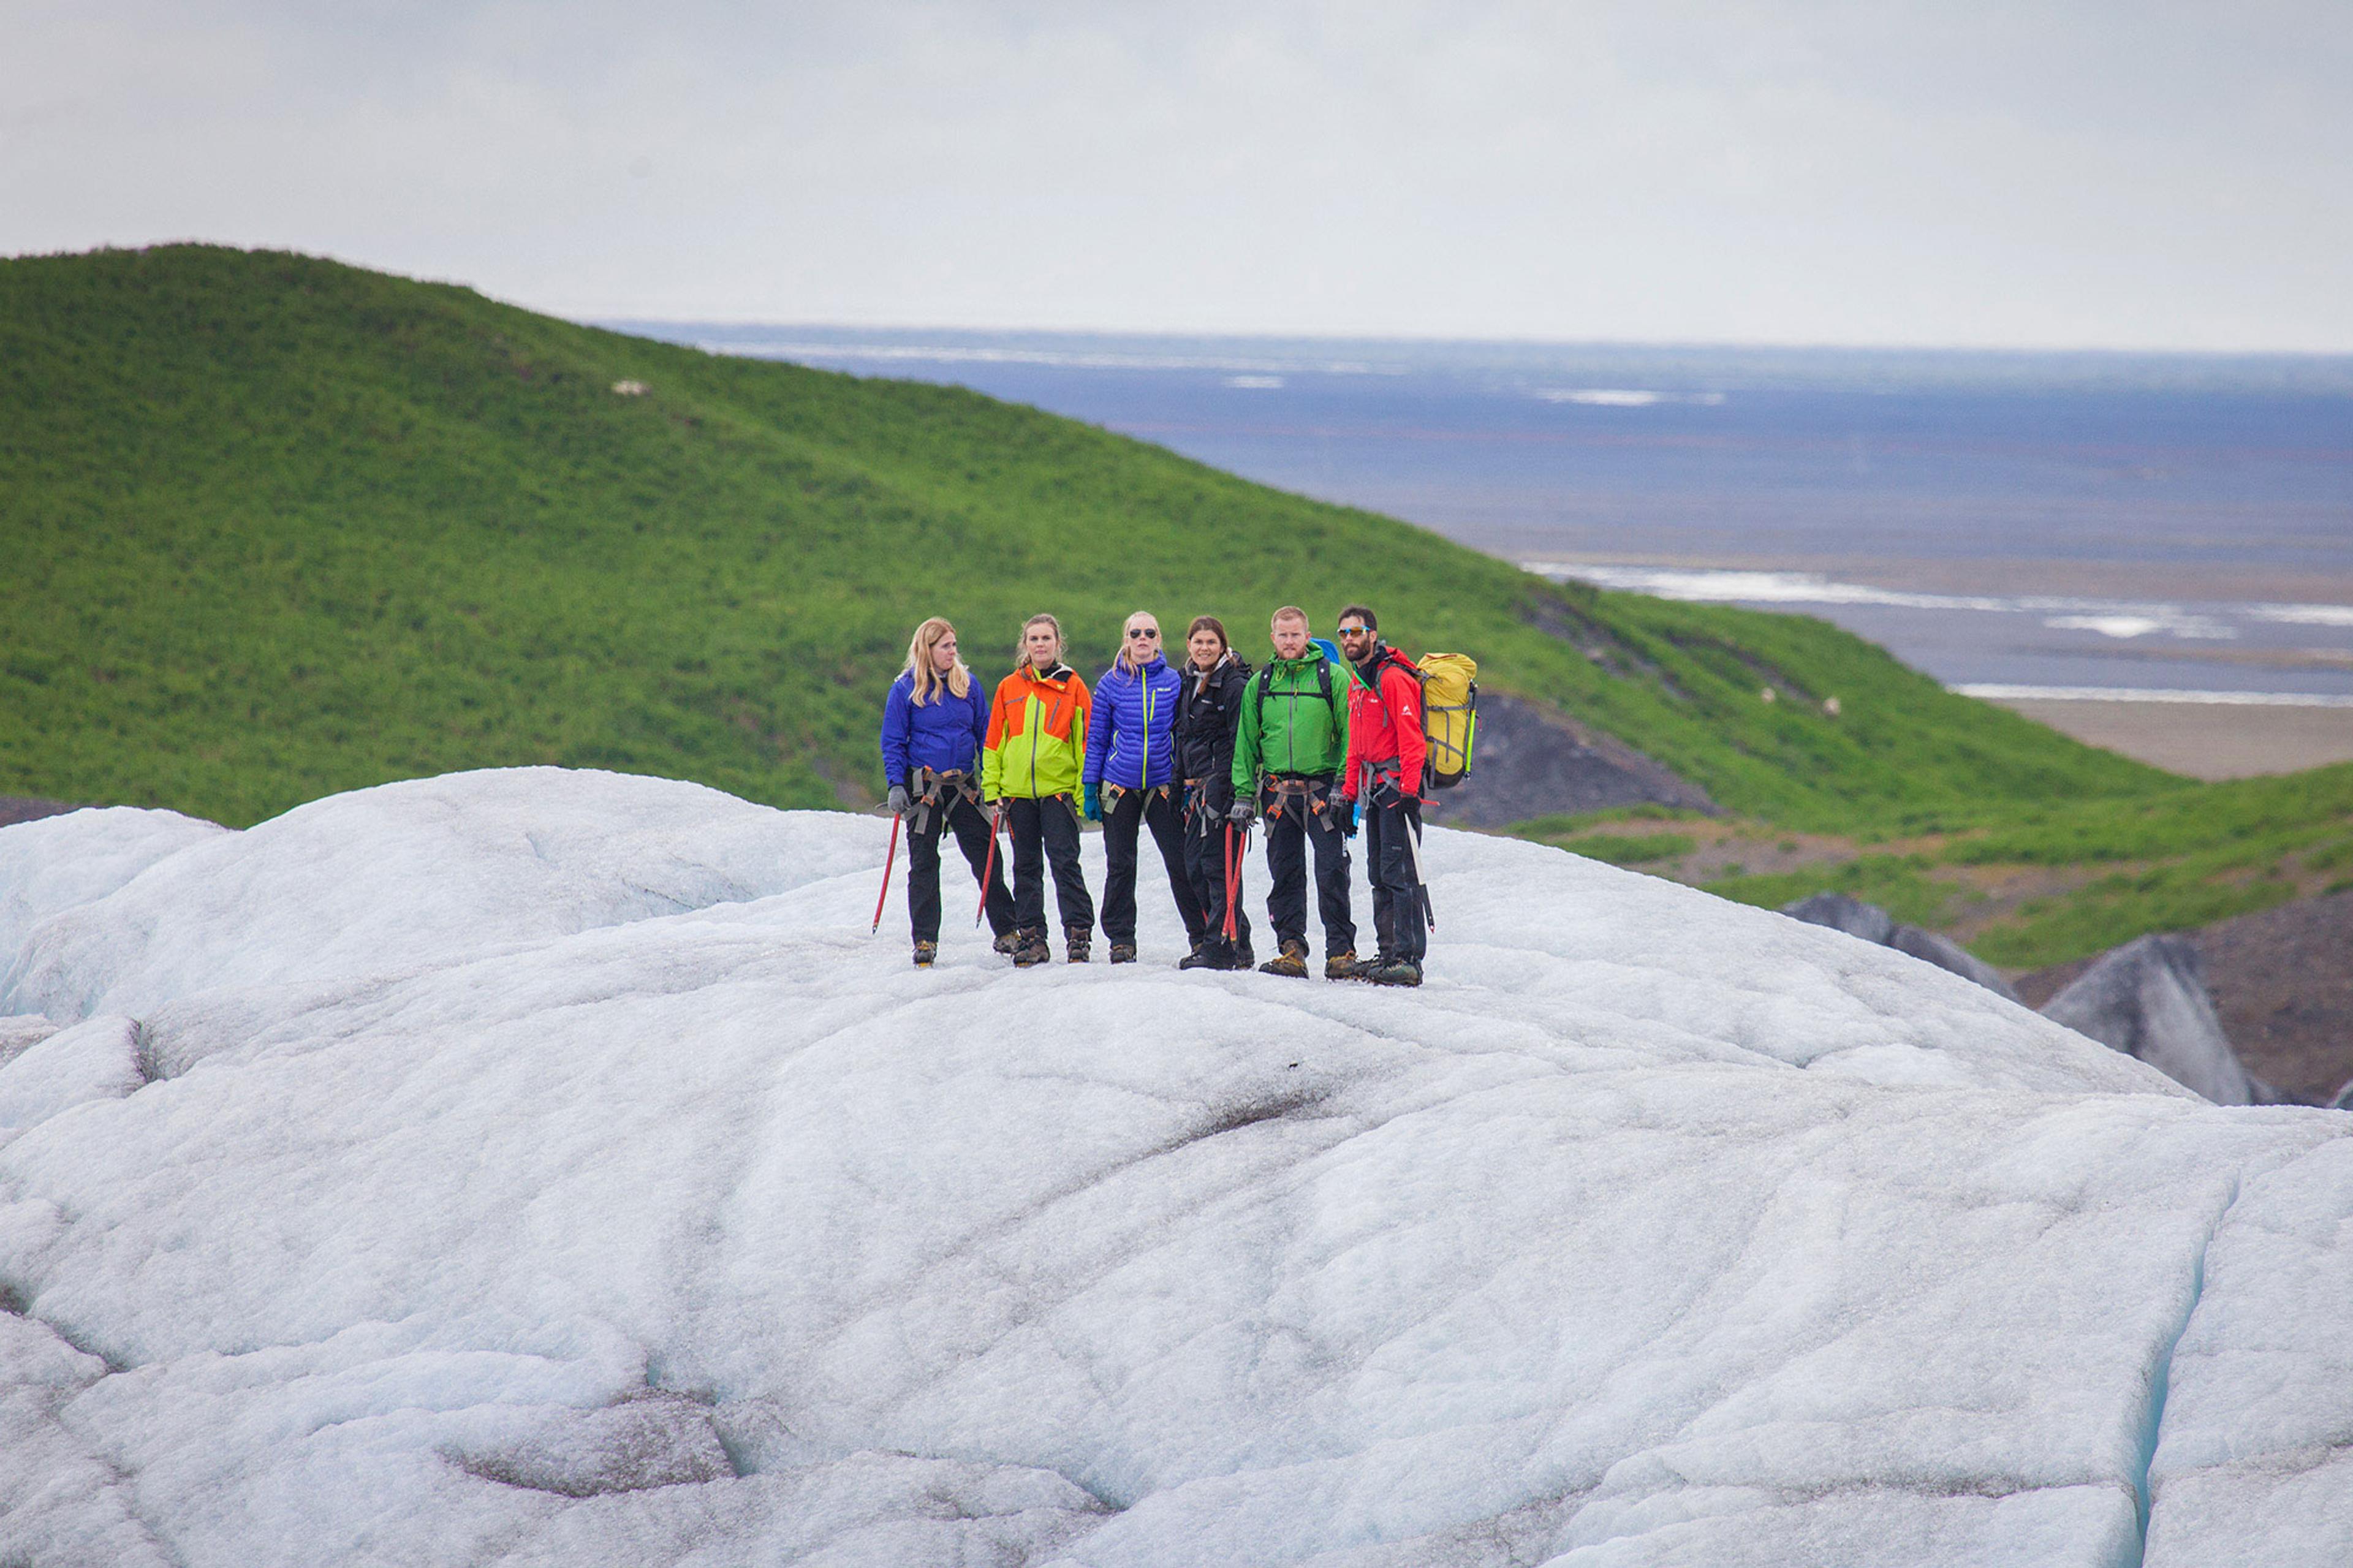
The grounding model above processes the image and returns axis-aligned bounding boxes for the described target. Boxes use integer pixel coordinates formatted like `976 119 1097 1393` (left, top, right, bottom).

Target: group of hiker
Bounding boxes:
877 604 1444 987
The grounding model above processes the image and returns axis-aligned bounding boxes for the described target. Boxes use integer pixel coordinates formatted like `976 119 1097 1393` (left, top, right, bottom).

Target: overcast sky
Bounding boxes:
7 1 2351 350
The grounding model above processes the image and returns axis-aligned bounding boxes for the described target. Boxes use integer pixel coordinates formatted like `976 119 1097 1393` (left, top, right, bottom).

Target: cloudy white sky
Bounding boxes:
7 1 2351 349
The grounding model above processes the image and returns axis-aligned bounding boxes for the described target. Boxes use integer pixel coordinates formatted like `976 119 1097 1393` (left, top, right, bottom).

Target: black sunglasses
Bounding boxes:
1126 627 1160 639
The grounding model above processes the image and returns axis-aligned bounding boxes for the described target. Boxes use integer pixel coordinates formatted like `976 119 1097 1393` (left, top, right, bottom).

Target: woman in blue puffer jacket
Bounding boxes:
880 616 1016 966
1083 610 1208 963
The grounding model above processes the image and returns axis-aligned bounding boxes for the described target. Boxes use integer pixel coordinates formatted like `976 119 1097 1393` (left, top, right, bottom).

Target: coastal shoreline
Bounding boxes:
1980 696 2353 778
1509 548 2353 777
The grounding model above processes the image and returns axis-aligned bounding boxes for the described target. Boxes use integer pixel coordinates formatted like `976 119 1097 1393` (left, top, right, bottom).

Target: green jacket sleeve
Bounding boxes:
1231 673 1261 797
1330 666 1351 771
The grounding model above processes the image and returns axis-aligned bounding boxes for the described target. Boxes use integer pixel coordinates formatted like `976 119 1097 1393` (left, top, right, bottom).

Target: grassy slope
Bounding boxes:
5 244 2170 830
1513 763 2353 969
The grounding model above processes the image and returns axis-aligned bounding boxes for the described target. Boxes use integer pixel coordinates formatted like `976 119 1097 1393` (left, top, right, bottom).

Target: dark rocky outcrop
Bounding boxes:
1781 893 2302 1104
1783 892 1895 947
2040 934 2289 1107
1887 925 2023 1005
1781 893 2021 1004
1420 692 1715 830
2020 890 2353 1104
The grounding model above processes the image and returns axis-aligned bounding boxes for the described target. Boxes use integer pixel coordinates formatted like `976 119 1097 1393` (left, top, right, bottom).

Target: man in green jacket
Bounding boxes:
1231 605 1357 978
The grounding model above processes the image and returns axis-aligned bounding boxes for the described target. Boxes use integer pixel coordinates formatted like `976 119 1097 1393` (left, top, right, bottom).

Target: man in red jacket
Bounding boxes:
1337 605 1428 986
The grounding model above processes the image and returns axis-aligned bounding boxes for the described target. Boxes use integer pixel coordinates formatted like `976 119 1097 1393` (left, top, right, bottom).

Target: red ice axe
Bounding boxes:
974 803 1003 928
871 812 900 935
1222 822 1245 944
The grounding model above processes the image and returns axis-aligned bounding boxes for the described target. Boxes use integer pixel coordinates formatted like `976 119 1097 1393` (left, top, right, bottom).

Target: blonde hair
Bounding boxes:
1120 610 1162 671
1270 605 1309 631
1017 612 1064 668
905 616 971 705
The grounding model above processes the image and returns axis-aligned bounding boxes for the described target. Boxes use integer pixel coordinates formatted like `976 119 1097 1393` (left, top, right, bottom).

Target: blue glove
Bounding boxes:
1338 800 1358 837
1082 782 1101 822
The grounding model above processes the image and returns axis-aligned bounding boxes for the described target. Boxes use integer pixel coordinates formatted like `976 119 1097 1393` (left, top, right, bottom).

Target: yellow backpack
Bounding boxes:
1414 652 1479 791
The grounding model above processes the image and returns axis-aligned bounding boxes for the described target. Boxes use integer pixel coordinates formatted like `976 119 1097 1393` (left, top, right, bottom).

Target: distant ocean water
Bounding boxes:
612 324 2353 701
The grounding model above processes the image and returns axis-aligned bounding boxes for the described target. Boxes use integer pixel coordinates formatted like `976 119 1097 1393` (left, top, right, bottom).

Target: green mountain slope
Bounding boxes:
4 244 2170 830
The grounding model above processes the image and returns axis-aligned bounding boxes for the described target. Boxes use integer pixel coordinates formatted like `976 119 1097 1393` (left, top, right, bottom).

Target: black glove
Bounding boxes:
1338 799 1359 837
886 783 911 816
1227 798 1254 826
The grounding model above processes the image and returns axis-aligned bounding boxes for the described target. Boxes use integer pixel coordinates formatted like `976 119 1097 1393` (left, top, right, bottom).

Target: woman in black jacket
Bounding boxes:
1173 615 1255 970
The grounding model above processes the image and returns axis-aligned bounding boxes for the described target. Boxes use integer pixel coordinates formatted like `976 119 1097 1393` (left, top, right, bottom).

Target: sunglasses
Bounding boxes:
1338 625 1370 637
1126 627 1160 639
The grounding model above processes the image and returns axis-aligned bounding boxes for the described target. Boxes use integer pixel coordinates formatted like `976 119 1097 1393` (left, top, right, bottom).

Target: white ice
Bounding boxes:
1 767 2346 1567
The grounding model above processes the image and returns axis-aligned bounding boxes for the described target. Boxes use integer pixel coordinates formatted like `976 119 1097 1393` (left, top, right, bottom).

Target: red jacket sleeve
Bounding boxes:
1384 661 1427 798
1341 684 1368 800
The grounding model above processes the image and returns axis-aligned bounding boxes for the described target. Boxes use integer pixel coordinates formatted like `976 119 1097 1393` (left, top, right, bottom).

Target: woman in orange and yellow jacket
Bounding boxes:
983 613 1096 967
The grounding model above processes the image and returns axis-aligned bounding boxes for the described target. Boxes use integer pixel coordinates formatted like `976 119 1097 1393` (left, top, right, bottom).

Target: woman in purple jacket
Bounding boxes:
881 616 1016 966
1083 610 1208 963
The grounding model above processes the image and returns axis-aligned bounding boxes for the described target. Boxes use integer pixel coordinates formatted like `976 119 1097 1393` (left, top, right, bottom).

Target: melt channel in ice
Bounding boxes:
1 767 2349 1567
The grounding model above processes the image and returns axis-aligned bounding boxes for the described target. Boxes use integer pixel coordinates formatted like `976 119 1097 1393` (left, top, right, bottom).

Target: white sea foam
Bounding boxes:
2253 604 2353 628
1222 375 1283 390
1522 562 2344 649
1959 684 2353 708
2044 613 2236 642
1532 388 1727 407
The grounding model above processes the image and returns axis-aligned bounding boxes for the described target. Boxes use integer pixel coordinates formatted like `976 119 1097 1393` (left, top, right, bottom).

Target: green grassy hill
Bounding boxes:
4 245 2168 835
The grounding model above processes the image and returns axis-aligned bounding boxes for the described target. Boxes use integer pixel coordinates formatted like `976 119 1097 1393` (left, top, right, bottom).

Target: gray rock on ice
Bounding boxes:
1888 924 2025 1004
2040 934 2282 1107
1781 893 2021 1002
1781 892 1895 946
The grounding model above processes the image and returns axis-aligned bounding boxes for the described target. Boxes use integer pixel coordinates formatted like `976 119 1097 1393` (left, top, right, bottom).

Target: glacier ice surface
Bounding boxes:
1 766 2347 1567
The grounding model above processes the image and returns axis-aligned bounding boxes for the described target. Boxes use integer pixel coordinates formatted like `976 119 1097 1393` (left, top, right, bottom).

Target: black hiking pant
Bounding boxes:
1008 794 1093 936
1181 795 1252 957
1365 795 1427 964
908 792 1015 945
1102 784 1204 947
1260 776 1354 957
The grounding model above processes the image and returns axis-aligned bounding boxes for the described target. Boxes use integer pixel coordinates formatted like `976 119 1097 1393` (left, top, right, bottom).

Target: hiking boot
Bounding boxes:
1323 949 1359 981
1110 942 1139 964
1178 939 1227 971
911 941 937 969
1012 928 1053 968
1066 925 1092 964
1333 952 1389 982
1258 938 1310 979
992 930 1020 956
1232 940 1255 971
1368 958 1423 987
